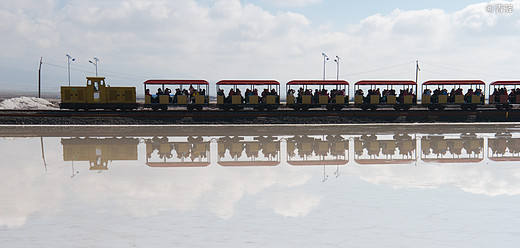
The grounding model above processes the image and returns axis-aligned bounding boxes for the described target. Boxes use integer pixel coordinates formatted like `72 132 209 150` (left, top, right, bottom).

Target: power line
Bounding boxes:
342 61 415 77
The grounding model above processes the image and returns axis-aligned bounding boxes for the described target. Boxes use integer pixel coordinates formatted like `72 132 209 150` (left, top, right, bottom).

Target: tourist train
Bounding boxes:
59 76 520 111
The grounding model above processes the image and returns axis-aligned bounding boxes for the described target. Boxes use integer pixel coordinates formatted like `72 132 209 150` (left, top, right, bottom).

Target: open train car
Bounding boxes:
216 80 281 111
421 80 485 110
143 79 209 111
354 80 417 110
60 77 138 111
285 80 349 111
489 81 520 110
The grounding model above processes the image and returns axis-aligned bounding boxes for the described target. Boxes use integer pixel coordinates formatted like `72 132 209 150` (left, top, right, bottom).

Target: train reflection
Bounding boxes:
354 134 416 165
217 136 280 166
145 136 210 167
60 132 518 169
421 134 484 163
61 137 139 170
286 135 348 166
488 133 520 162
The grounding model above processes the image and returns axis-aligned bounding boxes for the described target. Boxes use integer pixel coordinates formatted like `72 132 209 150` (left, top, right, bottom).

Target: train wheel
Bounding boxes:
361 106 368 111
196 106 203 111
402 105 411 111
73 107 80 112
506 105 513 110
428 105 436 111
266 106 274 111
292 106 300 111
393 105 401 111
370 106 377 111
160 105 168 111
152 106 159 112
187 105 194 111
301 106 310 111
334 106 343 111
232 106 240 111
461 105 468 111
111 106 117 111
326 105 334 111
470 105 477 111
438 106 446 111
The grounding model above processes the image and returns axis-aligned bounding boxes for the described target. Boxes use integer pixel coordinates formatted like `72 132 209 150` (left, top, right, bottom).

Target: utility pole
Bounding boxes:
415 60 420 84
334 56 340 81
322 53 329 80
38 57 42 98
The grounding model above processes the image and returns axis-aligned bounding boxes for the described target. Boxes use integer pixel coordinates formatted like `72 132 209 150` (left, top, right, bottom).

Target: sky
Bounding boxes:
0 0 519 95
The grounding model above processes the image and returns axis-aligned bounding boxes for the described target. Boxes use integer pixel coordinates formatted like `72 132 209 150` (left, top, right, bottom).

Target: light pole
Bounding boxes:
322 53 329 80
66 54 75 86
89 57 99 76
334 56 340 81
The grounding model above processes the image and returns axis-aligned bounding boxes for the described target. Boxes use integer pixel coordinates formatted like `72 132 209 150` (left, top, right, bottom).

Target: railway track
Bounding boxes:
0 107 519 122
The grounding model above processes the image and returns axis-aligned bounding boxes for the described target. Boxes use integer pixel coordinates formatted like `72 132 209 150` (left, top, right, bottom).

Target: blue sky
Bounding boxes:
0 0 519 95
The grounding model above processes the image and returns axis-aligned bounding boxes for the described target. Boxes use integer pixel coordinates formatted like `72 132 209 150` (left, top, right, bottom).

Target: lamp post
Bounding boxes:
66 54 75 86
334 56 340 81
89 57 99 76
322 53 329 80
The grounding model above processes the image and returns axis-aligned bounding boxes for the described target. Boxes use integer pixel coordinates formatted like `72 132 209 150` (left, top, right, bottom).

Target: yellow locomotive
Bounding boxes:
60 77 138 111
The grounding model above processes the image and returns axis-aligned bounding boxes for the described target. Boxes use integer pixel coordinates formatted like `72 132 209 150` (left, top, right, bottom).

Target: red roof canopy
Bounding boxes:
490 81 520 86
144 79 209 85
355 80 417 86
287 80 349 86
217 80 279 85
423 80 485 86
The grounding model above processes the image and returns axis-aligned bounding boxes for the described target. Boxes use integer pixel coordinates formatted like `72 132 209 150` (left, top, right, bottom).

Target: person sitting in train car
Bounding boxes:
156 88 163 95
381 89 389 103
296 87 304 103
287 89 295 100
244 89 251 103
217 89 225 96
226 89 235 103
464 88 474 103
200 89 206 96
172 88 182 103
146 89 151 96
163 88 172 103
237 88 244 103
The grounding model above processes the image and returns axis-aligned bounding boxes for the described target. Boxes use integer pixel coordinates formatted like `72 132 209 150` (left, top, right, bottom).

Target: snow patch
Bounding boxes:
0 97 59 110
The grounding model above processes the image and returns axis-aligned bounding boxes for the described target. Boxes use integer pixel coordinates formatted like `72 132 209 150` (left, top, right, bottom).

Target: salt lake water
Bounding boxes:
1 124 520 247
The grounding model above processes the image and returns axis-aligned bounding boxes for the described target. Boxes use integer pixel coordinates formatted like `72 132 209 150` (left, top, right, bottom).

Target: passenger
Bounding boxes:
145 89 151 96
156 88 163 95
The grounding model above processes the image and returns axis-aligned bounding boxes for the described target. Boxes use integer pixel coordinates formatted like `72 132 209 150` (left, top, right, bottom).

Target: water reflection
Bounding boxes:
54 129 520 168
3 125 520 247
62 137 139 170
421 134 484 163
217 136 280 166
145 136 210 167
488 133 520 162
354 134 416 165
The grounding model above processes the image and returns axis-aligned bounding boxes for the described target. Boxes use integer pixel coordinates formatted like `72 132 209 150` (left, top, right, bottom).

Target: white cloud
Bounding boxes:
1 0 520 92
261 0 322 7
